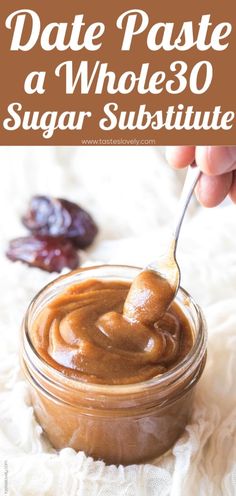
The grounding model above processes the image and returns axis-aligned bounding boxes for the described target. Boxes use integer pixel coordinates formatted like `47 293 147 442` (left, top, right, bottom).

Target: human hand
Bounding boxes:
166 146 236 207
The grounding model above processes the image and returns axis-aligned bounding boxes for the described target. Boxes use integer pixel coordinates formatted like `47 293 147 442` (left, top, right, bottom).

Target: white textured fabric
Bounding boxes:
0 146 235 496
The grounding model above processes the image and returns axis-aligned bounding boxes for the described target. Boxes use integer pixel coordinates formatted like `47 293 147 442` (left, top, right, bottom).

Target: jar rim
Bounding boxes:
23 264 207 397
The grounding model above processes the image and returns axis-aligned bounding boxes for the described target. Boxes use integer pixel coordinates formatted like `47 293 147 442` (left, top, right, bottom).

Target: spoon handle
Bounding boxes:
171 164 201 253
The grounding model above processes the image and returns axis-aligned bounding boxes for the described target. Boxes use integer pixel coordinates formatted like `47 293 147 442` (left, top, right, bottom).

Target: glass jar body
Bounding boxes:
21 265 207 465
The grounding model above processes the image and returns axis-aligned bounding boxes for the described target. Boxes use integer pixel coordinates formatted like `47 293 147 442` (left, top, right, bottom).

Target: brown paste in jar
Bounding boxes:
30 270 193 385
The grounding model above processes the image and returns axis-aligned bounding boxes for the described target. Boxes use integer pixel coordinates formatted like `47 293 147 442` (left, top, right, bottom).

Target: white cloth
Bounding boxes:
0 146 235 496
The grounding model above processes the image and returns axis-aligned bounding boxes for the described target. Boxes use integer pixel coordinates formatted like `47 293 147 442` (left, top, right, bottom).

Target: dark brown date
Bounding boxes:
22 196 98 248
6 236 79 273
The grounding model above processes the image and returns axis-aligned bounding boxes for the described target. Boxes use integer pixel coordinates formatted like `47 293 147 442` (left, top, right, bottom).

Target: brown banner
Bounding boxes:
0 0 235 145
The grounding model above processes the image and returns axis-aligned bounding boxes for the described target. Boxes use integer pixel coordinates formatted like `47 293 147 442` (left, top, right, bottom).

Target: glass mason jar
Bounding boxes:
21 265 207 466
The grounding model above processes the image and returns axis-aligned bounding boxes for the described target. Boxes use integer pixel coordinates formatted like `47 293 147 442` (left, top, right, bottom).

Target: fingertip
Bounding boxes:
195 181 217 208
165 146 195 169
229 171 236 203
196 146 236 176
195 172 233 208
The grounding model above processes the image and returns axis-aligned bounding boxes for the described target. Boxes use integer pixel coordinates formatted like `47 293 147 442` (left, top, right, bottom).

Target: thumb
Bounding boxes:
195 146 236 176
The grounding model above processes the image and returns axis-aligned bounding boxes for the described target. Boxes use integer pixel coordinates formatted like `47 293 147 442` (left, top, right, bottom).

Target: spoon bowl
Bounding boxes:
147 243 180 298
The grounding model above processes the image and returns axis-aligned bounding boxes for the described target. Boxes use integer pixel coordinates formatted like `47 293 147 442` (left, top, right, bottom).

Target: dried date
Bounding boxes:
6 236 79 273
22 196 98 248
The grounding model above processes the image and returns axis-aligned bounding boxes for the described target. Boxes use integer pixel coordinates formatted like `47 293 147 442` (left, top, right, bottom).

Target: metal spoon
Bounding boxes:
123 164 202 324
147 164 202 297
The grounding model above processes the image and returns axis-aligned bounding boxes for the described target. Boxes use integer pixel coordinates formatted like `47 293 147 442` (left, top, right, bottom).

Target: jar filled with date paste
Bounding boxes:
21 265 207 466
